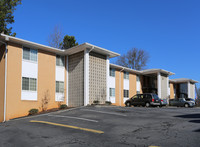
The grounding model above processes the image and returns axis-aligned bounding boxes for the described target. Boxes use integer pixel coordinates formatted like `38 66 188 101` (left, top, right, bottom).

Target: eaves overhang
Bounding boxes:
0 34 120 58
110 63 142 74
169 78 198 84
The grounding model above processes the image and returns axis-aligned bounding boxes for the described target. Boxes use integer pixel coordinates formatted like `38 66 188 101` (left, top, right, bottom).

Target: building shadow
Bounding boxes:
175 113 200 119
189 120 200 123
175 113 200 132
194 129 200 132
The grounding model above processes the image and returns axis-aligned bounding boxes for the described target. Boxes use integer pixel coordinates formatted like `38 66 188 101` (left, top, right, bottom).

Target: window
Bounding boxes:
109 88 115 97
144 94 152 99
137 91 140 94
132 95 138 99
124 90 129 98
30 78 37 91
139 94 144 99
56 55 65 67
124 71 129 79
23 47 37 62
56 81 64 93
109 68 115 77
22 77 37 91
136 75 140 82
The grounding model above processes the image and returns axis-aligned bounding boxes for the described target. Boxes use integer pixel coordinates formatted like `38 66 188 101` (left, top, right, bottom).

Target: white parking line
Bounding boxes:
81 109 127 116
48 114 98 123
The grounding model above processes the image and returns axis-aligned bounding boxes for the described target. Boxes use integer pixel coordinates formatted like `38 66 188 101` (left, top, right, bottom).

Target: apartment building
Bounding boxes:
108 64 174 106
0 34 119 122
0 34 198 122
169 78 198 99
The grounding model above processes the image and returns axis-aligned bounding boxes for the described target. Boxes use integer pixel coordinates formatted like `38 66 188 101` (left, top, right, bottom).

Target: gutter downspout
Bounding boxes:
119 68 124 106
0 40 8 122
88 46 95 53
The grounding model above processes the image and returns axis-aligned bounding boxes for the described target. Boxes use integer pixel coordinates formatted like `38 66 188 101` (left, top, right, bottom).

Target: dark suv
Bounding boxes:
125 93 161 107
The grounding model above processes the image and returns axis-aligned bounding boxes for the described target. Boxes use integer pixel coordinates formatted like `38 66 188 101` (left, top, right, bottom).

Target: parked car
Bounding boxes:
160 99 168 106
185 98 196 105
125 93 161 107
169 98 195 107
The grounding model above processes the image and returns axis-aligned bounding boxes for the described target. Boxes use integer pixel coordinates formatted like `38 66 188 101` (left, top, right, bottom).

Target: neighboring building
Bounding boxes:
108 64 174 106
169 78 198 99
108 64 141 106
0 34 198 122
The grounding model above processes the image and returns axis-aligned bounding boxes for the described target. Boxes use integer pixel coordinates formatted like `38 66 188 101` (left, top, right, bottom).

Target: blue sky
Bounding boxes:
11 0 200 87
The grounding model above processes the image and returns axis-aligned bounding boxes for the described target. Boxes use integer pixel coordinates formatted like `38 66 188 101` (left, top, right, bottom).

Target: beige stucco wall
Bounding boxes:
170 83 174 99
129 74 136 98
140 75 143 94
120 72 124 106
113 70 120 106
112 70 137 106
0 44 5 122
5 42 66 121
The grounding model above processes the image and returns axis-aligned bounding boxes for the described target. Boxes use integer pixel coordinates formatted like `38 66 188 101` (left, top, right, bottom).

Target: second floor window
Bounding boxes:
23 47 37 62
56 55 65 67
109 68 115 77
136 75 140 82
124 71 129 79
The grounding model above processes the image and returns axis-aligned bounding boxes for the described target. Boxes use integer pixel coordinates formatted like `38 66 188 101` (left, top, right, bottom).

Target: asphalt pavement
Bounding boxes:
0 106 200 147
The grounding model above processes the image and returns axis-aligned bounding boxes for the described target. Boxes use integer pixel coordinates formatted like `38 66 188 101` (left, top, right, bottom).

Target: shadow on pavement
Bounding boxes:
175 113 200 132
174 113 200 119
194 129 200 132
189 120 200 123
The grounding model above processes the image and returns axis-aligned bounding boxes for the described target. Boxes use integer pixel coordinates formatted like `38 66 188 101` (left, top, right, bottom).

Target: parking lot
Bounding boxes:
0 106 200 147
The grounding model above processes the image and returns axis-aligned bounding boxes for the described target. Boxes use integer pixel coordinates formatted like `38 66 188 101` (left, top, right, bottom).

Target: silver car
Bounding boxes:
169 98 195 107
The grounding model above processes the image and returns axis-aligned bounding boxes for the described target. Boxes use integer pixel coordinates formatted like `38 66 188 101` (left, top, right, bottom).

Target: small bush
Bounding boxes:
93 100 99 104
105 101 112 105
29 109 38 115
59 104 68 109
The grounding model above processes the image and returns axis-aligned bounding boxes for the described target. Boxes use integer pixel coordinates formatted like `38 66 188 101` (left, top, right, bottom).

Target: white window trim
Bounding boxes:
21 77 38 101
21 46 38 101
55 93 65 102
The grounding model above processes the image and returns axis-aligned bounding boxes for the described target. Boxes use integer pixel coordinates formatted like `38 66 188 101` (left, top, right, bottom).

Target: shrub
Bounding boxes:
105 101 112 105
29 109 38 115
59 104 68 109
93 100 99 104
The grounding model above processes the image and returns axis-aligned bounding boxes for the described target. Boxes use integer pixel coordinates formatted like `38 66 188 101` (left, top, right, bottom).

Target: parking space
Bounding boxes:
0 106 200 147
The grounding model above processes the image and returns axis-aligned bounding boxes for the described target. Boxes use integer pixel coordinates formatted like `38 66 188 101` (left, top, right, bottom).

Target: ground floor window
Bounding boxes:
137 91 140 94
56 81 64 93
124 90 129 98
22 77 37 91
109 88 115 97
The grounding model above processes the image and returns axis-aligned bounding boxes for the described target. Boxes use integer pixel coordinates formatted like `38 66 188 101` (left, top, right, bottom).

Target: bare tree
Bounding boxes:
40 90 50 111
47 25 63 49
116 48 149 70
